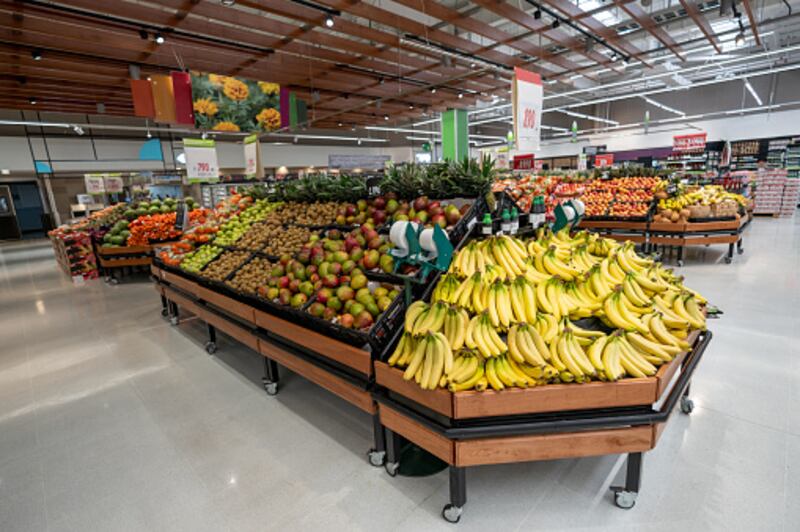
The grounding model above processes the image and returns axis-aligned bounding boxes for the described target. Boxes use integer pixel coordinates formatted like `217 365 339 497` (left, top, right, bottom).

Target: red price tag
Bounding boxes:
522 108 537 129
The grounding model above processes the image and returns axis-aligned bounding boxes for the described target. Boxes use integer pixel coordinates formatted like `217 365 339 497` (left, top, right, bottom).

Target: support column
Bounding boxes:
441 109 469 161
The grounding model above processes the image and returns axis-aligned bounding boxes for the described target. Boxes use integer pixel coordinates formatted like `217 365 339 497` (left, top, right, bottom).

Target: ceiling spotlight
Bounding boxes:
29 97 37 105
220 0 236 5
384 115 389 121
430 87 437 94
325 16 334 28
469 62 476 69
73 125 84 136
31 50 42 61
735 32 745 47
534 9 542 20
378 77 385 85
551 19 560 29
154 33 165 44
337 122 343 127
139 29 148 40
458 92 463 99
408 104 414 110
146 130 152 139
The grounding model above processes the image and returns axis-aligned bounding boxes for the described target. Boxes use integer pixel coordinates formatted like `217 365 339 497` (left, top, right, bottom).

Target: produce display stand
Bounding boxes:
373 330 710 522
577 220 649 245
96 242 166 284
647 214 749 266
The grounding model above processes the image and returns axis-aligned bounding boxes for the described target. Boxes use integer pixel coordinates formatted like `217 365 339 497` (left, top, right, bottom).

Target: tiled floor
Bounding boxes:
1 216 798 532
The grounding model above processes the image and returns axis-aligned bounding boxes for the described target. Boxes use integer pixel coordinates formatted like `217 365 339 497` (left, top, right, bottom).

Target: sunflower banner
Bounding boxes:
191 72 282 133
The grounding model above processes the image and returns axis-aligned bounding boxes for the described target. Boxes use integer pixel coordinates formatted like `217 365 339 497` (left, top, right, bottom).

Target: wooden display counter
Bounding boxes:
97 242 171 282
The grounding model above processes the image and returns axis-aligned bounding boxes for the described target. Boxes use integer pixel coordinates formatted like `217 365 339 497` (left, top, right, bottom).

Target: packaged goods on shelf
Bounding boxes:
654 184 747 223
754 169 788 215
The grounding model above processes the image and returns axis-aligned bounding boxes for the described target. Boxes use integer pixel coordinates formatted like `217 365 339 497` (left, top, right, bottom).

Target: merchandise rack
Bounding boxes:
95 243 161 284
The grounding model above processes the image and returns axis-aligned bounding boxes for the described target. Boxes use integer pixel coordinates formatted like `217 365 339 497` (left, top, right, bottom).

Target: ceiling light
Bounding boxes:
139 29 148 40
735 32 745 47
325 16 334 27
31 50 42 61
556 108 619 126
72 125 84 136
221 0 236 5
534 9 542 20
430 87 437 93
744 78 763 105
458 93 463 99
29 97 37 105
470 62 476 68
640 96 686 116
146 130 152 139
384 115 389 121
337 122 343 127
408 104 414 110
551 19 560 29
154 33 165 44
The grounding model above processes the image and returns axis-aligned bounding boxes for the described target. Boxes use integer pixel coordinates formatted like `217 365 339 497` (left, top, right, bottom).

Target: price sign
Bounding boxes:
512 67 543 152
366 175 382 197
673 133 707 152
594 154 614 168
512 154 535 170
84 174 106 195
184 138 219 183
243 134 264 179
104 174 124 193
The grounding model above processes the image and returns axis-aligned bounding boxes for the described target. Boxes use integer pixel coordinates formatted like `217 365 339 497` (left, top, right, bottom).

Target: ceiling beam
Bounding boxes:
740 0 762 47
677 0 722 54
612 1 685 61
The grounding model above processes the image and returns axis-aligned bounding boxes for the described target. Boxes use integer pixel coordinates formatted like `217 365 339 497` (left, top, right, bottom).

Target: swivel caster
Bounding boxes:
110 277 119 285
738 247 744 255
263 381 278 396
677 259 684 267
385 461 399 477
161 308 169 317
367 449 386 467
442 504 463 524
170 316 179 326
613 490 637 510
205 342 217 355
680 396 695 414
724 256 732 264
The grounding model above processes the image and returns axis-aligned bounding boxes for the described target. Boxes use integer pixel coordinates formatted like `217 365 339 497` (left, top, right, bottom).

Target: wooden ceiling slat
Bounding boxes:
740 0 762 47
677 0 722 54
612 1 685 61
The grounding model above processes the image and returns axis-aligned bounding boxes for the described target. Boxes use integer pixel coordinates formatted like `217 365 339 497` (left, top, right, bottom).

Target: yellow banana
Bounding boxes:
405 301 428 333
485 358 504 391
587 335 609 371
449 364 484 392
388 332 409 366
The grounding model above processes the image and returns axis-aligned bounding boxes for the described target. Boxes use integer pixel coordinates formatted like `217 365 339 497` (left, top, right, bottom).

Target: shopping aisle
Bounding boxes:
0 218 798 532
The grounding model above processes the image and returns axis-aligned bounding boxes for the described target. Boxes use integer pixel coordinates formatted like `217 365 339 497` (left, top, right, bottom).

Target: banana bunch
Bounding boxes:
465 312 508 358
405 300 448 334
432 273 461 303
448 241 490 278
389 331 453 390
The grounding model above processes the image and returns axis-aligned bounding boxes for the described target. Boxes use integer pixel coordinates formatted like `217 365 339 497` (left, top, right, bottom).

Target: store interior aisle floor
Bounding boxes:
1 218 799 532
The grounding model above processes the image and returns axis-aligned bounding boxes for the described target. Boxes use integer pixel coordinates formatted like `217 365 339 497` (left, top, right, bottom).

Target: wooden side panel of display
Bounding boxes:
254 309 371 376
579 221 648 231
649 222 687 232
684 220 740 232
374 362 453 417
151 264 162 278
453 378 657 419
97 245 151 255
258 339 375 414
99 257 152 268
602 233 647 244
379 405 454 464
454 425 654 467
684 234 739 245
194 284 255 324
652 422 667 445
161 270 199 297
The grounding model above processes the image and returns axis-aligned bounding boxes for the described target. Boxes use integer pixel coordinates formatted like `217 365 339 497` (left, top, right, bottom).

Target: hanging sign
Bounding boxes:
243 134 264 179
84 174 106 195
183 138 219 183
673 133 707 152
595 154 614 168
512 154 535 170
577 153 588 171
512 67 543 152
104 174 124 193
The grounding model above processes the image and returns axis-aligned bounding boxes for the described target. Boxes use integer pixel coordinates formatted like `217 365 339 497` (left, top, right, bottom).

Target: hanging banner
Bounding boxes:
84 174 106 195
595 154 614 168
104 174 124 193
512 154 535 170
243 134 264 179
191 72 282 133
673 133 707 152
183 138 220 183
512 67 543 153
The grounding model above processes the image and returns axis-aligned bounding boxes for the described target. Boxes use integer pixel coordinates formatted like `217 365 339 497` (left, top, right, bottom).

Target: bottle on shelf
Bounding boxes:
481 213 493 236
510 207 519 234
500 209 511 234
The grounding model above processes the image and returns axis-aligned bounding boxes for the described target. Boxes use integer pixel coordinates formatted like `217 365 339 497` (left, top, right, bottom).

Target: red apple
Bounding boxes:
413 196 429 212
316 287 332 304
339 313 355 329
322 274 339 288
372 197 386 209
278 276 290 289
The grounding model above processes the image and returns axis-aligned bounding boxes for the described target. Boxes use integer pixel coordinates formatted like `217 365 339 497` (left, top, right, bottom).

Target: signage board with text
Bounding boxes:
183 138 220 183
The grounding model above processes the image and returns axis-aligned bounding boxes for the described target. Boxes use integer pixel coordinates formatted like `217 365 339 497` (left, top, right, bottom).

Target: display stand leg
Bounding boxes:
737 238 744 255
611 452 641 509
383 428 401 477
160 295 168 317
367 414 387 467
205 324 217 354
262 357 279 395
725 243 734 264
676 246 684 267
442 466 467 523
169 301 179 326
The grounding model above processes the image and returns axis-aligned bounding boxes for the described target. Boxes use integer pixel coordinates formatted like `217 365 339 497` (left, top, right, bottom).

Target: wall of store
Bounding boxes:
533 107 800 159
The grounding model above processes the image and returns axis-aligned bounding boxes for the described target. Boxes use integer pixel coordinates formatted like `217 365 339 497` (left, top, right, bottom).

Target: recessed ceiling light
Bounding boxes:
31 50 42 61
29 97 37 105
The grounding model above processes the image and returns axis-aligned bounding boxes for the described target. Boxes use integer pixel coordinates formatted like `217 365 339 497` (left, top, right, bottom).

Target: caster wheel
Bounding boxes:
614 490 637 510
264 382 278 396
680 397 694 414
110 278 119 285
205 342 217 355
738 248 744 255
442 504 462 524
677 259 684 267
170 316 179 326
724 257 732 264
161 308 169 317
385 461 399 477
367 449 386 467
